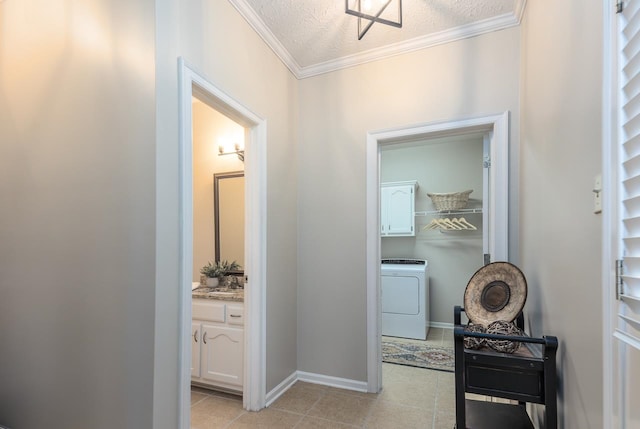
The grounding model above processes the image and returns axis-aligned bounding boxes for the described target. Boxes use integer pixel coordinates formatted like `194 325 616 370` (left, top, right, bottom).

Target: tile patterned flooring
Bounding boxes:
191 328 457 429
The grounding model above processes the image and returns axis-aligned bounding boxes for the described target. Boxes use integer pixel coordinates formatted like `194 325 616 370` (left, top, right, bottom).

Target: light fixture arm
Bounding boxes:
345 0 402 40
218 143 245 162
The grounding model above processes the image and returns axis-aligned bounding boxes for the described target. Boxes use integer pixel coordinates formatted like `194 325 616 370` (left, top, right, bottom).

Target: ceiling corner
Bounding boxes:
514 0 527 23
227 0 304 79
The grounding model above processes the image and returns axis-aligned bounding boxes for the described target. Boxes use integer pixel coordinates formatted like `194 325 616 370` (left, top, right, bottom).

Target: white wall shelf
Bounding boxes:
415 208 483 217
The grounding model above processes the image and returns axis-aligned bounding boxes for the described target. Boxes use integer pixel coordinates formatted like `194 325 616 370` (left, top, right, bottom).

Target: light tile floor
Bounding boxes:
191 328 460 429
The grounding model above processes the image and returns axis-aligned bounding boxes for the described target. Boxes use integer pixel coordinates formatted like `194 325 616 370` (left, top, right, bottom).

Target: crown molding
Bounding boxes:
227 0 303 77
228 0 526 80
298 10 524 79
514 0 527 23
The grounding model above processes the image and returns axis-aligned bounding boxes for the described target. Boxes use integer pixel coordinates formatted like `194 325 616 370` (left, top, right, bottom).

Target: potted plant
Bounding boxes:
200 260 241 287
200 261 223 287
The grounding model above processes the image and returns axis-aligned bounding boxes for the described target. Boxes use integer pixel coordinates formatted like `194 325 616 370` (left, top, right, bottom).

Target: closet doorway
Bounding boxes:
365 113 510 393
379 133 486 374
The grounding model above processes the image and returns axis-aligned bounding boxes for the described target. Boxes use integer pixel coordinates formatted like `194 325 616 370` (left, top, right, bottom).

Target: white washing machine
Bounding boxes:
381 258 429 340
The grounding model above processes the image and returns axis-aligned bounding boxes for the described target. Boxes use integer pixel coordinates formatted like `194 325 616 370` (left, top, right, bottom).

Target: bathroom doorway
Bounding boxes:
191 98 245 284
178 59 267 429
365 113 511 393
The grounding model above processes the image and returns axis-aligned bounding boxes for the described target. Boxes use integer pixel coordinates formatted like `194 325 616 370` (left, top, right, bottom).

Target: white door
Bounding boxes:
482 134 491 264
606 2 640 427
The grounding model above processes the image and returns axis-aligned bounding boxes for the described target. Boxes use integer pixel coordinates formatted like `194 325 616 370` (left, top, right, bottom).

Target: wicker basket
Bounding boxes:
427 189 473 211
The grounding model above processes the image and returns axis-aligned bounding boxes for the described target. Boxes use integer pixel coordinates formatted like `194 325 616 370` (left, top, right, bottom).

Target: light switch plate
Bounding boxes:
594 174 602 214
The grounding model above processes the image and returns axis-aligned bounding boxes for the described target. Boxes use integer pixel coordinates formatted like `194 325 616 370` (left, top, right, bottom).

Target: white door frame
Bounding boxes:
601 0 615 425
178 58 267 428
365 112 510 392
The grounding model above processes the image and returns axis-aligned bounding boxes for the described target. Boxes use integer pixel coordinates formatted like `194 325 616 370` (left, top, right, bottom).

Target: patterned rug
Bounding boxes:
382 338 454 372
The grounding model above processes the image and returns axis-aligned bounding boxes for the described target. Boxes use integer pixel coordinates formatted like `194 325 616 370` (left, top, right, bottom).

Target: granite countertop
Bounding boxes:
192 286 244 302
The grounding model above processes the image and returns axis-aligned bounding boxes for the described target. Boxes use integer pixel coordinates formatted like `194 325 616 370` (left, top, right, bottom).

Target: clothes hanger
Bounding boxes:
424 218 445 230
442 218 462 230
450 218 464 229
457 217 477 230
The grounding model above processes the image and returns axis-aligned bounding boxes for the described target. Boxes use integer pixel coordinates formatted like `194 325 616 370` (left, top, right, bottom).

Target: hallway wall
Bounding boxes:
0 0 156 427
155 0 300 424
297 28 521 382
519 1 603 427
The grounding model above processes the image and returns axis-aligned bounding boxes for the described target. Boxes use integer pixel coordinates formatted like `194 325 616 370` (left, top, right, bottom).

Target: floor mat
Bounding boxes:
382 338 454 372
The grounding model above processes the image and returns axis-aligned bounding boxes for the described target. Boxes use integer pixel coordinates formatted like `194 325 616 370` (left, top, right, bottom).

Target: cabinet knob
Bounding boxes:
230 314 241 318
194 329 199 343
203 332 207 344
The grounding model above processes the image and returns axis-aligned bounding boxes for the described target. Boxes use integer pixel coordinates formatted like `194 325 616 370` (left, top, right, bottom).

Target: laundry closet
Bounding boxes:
380 133 486 328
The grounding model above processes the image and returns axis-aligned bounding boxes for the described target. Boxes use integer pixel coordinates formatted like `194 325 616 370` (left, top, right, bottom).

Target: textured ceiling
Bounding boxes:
229 0 525 78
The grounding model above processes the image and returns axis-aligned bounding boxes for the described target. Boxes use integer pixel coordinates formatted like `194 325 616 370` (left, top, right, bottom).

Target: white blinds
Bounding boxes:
618 0 640 350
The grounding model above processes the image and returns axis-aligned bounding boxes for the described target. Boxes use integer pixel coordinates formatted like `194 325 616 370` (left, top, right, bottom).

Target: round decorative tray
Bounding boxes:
463 262 527 326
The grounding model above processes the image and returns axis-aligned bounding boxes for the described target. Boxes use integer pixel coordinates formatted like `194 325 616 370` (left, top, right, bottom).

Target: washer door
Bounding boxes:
381 275 420 315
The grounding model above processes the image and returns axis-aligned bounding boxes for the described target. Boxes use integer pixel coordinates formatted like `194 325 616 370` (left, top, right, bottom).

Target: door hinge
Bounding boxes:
617 1 624 13
483 155 491 169
616 259 623 300
484 253 491 266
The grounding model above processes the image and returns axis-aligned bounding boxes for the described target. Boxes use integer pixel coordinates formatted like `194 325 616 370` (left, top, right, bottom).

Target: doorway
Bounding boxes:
379 133 486 373
178 59 268 429
365 113 510 393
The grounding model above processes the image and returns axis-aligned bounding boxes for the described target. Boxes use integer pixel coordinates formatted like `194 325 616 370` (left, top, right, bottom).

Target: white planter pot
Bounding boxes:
205 277 219 287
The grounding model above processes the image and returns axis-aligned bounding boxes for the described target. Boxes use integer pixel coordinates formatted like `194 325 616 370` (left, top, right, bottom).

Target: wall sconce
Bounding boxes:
218 143 245 162
345 0 402 40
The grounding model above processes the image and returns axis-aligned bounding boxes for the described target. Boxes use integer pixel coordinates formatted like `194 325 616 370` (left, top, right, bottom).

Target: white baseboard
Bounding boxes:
265 370 369 408
267 341 458 407
430 322 454 329
296 371 368 393
265 371 297 407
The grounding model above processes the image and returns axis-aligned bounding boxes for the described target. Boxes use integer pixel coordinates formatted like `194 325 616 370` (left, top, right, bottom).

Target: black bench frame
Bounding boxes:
454 306 558 429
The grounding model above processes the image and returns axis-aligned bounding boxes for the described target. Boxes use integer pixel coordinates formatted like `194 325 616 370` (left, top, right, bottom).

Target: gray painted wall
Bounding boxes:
297 28 521 382
520 1 603 427
381 135 484 324
0 0 156 427
155 1 300 424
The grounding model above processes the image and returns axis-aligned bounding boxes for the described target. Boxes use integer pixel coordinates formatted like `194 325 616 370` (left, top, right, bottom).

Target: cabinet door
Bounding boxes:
191 322 201 378
201 324 244 388
380 186 390 235
382 185 415 236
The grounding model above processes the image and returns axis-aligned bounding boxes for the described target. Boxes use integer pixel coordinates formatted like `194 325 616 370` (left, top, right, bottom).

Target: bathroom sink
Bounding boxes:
192 286 243 299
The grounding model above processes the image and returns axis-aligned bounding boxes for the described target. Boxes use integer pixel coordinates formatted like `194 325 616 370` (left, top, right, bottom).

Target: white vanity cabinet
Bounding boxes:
192 299 244 392
381 181 418 237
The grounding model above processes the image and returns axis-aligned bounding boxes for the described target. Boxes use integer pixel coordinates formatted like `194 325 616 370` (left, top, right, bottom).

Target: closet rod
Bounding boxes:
414 208 482 217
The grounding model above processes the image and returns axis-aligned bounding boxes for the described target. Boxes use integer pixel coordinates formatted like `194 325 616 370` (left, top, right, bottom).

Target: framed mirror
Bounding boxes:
214 171 245 274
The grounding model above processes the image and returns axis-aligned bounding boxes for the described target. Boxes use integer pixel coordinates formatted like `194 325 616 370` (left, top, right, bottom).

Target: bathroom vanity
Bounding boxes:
191 288 244 393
